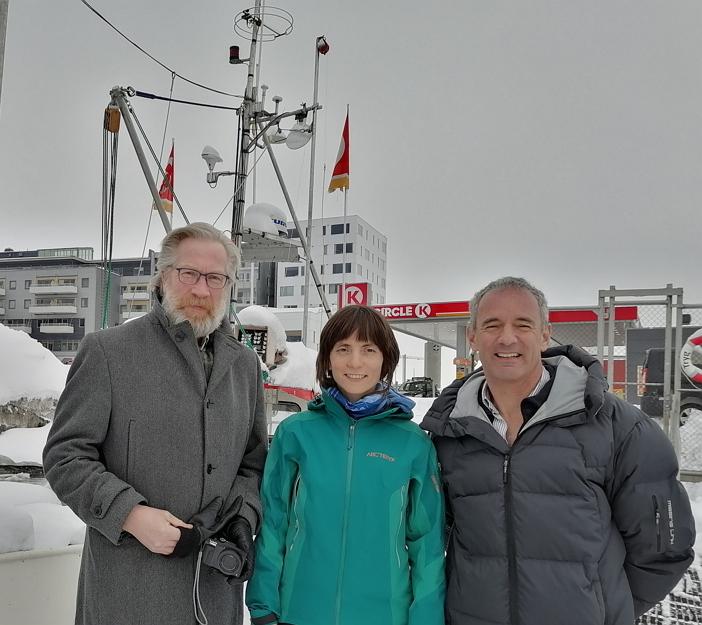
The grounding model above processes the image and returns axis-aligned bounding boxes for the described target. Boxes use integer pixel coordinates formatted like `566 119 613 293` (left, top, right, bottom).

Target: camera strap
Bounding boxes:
193 545 209 625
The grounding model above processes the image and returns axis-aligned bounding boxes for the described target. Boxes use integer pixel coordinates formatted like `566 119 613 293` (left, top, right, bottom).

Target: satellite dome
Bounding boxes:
243 202 288 236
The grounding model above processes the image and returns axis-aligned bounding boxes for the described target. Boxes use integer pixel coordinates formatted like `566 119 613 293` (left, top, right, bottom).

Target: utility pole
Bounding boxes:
0 0 9 113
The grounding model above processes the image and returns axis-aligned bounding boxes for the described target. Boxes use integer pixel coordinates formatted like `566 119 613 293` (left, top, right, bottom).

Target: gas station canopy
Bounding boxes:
371 301 639 350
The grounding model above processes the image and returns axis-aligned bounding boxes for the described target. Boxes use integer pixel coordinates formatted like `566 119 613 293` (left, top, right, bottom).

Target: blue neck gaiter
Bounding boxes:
326 385 416 420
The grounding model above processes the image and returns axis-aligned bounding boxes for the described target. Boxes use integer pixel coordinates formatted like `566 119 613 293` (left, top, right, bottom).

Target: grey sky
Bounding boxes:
1 0 700 309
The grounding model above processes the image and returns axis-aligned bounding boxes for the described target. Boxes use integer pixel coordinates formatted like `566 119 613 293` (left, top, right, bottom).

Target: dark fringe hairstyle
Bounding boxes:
316 305 400 390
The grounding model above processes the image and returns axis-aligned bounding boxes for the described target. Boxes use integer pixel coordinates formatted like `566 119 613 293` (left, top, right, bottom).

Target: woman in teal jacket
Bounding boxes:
246 305 445 625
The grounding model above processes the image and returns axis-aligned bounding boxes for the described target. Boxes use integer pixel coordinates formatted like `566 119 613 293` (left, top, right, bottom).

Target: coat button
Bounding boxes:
94 505 102 516
206 464 214 474
174 330 186 342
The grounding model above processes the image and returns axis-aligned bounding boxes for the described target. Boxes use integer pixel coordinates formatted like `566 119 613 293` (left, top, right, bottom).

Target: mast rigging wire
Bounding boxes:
79 0 243 99
135 90 240 112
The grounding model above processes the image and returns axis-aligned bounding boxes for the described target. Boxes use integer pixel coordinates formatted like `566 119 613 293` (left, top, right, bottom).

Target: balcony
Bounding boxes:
30 284 78 295
121 291 150 301
29 305 78 315
40 323 74 334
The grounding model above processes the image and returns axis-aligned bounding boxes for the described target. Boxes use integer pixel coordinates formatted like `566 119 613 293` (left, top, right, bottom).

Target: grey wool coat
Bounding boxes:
43 301 268 625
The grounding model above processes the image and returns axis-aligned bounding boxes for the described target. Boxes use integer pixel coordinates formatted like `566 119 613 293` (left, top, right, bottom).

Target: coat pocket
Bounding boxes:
126 419 136 484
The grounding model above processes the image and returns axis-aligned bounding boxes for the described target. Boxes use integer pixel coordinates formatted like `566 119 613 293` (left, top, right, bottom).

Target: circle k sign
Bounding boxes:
415 304 431 319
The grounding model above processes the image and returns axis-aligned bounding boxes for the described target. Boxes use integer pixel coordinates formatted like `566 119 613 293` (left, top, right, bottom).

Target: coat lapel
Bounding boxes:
208 329 244 391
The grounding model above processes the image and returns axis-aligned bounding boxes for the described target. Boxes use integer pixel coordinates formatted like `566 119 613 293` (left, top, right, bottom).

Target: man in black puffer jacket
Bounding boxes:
421 276 695 625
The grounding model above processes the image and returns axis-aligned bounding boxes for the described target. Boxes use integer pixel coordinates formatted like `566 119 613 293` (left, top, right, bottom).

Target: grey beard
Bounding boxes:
162 291 229 338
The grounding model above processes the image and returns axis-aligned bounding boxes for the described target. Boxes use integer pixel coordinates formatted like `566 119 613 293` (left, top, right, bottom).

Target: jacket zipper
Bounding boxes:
335 420 357 625
395 483 407 567
503 453 518 625
289 474 302 551
653 495 661 551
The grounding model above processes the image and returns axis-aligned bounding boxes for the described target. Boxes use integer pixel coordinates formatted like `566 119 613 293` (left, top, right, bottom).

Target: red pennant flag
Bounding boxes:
157 144 174 213
328 113 349 193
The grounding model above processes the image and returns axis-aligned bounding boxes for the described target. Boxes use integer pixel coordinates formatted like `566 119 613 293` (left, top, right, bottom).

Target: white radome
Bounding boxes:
243 202 288 237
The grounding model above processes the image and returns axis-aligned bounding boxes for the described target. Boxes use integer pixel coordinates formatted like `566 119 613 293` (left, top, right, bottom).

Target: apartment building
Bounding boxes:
276 215 387 309
0 248 120 362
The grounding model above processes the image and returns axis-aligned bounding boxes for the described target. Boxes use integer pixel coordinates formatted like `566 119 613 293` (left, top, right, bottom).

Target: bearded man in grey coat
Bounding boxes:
43 223 267 625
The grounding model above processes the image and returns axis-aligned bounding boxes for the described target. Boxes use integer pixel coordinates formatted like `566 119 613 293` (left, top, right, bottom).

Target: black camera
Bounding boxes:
201 536 246 577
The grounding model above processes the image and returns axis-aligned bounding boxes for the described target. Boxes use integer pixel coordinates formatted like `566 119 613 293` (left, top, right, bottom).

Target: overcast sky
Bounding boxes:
1 0 700 311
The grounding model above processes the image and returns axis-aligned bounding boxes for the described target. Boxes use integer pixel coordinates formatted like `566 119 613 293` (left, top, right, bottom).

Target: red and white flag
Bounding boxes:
156 143 174 213
328 113 349 193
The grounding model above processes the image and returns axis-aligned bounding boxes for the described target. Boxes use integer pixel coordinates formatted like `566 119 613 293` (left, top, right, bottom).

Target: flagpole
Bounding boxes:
342 186 347 306
303 36 325 345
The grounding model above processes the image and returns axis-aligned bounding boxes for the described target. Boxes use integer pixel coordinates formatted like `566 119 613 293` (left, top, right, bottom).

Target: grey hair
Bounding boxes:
470 276 549 330
151 222 240 292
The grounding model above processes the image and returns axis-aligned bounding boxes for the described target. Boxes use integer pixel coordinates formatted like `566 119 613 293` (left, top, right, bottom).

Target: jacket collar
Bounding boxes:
149 299 244 392
421 344 606 440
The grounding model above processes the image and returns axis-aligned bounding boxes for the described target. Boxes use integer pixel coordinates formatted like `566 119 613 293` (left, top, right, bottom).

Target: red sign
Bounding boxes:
548 306 638 323
372 301 469 321
338 282 370 307
373 301 638 324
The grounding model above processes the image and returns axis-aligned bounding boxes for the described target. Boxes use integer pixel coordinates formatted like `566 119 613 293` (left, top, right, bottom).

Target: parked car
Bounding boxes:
398 377 439 398
639 348 702 425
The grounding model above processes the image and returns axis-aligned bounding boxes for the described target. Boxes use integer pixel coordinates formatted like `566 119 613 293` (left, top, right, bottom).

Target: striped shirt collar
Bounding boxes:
481 366 551 441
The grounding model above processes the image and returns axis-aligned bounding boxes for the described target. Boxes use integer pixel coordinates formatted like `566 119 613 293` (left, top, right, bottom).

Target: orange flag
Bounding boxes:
328 113 349 193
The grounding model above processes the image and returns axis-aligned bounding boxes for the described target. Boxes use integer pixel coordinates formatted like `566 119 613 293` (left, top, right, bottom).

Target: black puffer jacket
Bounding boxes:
421 345 695 625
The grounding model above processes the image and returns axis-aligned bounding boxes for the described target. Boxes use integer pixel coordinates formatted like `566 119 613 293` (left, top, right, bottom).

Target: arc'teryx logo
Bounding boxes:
367 451 395 462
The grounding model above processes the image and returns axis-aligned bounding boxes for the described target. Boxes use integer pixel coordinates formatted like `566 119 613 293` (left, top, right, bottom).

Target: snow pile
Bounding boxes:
267 342 319 391
0 423 49 464
0 324 69 404
0 481 84 553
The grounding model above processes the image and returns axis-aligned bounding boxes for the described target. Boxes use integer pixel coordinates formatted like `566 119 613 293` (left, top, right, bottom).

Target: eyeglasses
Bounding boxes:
174 268 230 289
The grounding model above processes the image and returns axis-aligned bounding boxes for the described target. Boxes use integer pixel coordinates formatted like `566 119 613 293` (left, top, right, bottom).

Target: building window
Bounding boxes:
82 278 89 288
8 300 15 309
345 263 351 273
81 298 89 308
323 245 328 255
328 284 339 294
300 286 305 296
287 228 299 239
320 265 325 275
24 280 31 289
358 224 363 236
23 299 30 309
365 250 370 260
334 243 353 254
79 319 85 327
332 264 343 274
9 280 16 290
279 286 294 297
284 266 299 277
330 223 350 235
357 264 362 275
322 225 326 235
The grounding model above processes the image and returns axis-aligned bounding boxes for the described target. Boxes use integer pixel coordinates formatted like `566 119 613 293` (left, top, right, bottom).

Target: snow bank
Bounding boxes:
0 325 69 404
0 423 49 464
268 342 319 391
0 482 84 553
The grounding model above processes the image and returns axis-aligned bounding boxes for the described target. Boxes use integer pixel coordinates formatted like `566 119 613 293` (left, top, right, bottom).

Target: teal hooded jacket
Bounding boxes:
246 391 445 625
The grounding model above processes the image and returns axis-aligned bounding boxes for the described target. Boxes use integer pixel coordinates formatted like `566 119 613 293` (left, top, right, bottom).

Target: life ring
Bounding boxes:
681 329 702 384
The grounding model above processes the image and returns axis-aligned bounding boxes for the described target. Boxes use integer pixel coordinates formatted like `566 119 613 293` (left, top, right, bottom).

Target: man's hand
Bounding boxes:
224 516 255 581
122 504 192 555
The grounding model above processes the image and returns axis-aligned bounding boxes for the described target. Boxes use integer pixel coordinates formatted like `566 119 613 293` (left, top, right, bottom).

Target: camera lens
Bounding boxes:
219 551 243 576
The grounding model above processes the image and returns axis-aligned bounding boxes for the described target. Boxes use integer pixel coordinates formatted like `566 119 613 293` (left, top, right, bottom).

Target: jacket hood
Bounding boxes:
307 389 414 422
421 344 607 438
